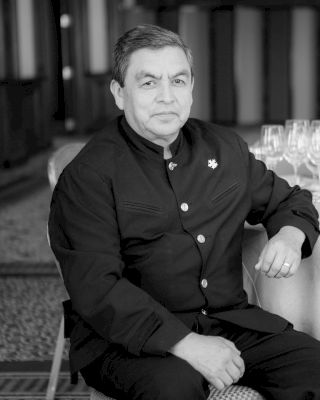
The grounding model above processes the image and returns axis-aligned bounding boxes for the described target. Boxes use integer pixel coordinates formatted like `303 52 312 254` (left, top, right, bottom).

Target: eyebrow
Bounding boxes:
135 71 160 81
135 69 191 81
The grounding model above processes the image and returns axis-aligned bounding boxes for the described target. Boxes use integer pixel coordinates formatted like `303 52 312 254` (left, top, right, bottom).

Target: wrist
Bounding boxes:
169 332 198 358
279 225 305 246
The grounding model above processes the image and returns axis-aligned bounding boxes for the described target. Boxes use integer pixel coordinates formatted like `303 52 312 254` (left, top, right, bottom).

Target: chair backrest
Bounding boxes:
48 142 86 191
47 142 86 280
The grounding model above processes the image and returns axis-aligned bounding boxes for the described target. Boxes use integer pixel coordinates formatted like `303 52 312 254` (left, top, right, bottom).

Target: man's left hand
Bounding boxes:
254 226 305 278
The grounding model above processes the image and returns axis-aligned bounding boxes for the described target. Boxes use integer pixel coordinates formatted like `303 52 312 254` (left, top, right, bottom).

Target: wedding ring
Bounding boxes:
282 262 291 268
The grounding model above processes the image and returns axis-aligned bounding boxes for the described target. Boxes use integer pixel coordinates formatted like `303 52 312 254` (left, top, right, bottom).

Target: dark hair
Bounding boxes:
112 24 193 87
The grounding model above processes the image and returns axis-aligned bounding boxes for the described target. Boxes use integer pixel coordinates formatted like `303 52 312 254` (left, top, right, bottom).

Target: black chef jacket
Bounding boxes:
49 116 320 375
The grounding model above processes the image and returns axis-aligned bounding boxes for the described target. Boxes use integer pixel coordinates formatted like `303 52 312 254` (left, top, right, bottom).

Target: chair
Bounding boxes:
46 142 265 400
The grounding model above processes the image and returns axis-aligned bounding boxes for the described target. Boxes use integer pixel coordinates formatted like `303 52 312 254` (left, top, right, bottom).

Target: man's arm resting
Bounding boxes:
255 225 305 278
49 163 194 358
169 332 245 391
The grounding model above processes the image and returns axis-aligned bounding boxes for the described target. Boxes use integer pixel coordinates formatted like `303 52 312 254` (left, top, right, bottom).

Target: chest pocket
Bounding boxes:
208 181 241 211
117 200 168 241
120 200 164 215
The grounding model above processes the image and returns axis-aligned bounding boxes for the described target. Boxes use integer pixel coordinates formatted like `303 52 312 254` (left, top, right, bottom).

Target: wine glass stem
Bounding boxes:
293 164 299 185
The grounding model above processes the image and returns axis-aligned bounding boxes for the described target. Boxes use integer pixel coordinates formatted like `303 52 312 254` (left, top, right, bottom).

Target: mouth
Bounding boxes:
153 112 177 119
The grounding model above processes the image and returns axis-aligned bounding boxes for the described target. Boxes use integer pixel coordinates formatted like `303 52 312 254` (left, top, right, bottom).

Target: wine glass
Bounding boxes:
305 158 318 180
260 125 285 170
307 120 320 184
283 119 310 185
249 141 266 163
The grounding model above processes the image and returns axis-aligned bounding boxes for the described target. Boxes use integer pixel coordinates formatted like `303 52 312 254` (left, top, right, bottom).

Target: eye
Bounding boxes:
142 80 156 88
173 78 186 86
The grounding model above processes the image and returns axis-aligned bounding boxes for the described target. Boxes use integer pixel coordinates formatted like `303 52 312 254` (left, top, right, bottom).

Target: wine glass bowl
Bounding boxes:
308 120 320 166
304 158 318 180
260 125 285 170
283 119 310 184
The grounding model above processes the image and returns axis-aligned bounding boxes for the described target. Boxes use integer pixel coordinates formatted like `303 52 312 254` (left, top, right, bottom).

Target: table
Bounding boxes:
242 176 320 340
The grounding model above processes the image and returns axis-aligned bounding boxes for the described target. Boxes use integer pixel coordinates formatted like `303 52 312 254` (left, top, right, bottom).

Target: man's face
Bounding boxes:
111 46 194 145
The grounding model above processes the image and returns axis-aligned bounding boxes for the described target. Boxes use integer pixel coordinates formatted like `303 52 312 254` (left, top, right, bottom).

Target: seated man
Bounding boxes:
49 24 320 400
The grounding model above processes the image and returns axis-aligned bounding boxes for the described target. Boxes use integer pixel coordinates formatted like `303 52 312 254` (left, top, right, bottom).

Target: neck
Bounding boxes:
163 146 172 160
151 133 178 160
151 132 178 149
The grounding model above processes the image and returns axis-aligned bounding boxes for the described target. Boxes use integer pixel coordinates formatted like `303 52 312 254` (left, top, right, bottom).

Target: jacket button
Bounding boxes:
197 234 206 243
180 202 189 212
168 161 177 171
201 309 208 315
201 279 208 288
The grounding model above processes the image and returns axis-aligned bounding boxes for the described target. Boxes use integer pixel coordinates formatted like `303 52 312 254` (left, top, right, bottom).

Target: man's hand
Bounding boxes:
254 225 305 278
169 332 245 390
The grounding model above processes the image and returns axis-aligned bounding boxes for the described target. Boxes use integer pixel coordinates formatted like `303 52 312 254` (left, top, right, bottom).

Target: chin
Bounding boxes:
153 120 181 134
154 127 179 138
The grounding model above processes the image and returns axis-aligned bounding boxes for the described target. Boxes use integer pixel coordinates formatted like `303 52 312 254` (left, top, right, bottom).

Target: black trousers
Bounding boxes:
81 316 320 400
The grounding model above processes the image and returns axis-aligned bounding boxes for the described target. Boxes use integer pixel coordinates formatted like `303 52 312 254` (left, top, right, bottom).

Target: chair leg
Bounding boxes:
46 315 65 400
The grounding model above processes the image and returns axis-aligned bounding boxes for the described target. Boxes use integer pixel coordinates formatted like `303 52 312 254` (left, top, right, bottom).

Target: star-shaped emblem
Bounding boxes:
208 159 218 170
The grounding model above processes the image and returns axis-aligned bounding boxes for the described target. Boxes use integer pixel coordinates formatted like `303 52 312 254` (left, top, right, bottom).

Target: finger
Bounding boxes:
275 253 299 278
254 257 262 271
260 247 276 274
265 253 286 278
274 260 291 278
254 247 266 271
284 259 300 278
212 377 226 391
233 355 245 376
219 371 234 388
226 363 242 383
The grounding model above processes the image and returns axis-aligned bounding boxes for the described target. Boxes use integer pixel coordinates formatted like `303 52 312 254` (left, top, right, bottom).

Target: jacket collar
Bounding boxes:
120 116 183 160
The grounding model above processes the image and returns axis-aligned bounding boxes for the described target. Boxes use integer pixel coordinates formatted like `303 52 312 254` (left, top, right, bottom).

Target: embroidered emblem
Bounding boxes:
168 162 177 171
208 159 218 170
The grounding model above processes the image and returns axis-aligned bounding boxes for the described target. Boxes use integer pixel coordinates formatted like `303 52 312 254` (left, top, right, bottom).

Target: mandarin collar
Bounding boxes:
120 116 183 159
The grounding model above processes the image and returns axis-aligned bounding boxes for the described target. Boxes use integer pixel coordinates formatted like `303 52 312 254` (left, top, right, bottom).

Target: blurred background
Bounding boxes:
1 0 320 168
1 0 320 399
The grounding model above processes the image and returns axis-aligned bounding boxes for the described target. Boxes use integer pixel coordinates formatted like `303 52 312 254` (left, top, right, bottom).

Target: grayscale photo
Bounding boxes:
1 1 320 399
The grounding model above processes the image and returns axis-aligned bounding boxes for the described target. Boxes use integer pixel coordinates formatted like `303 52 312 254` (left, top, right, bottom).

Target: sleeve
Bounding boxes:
48 161 190 357
238 138 320 258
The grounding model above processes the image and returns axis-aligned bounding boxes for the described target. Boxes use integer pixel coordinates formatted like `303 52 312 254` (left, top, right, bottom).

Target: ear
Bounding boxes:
190 76 194 106
110 79 124 110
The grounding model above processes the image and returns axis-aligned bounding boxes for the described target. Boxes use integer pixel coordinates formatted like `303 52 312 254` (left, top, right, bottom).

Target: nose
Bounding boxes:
157 81 174 103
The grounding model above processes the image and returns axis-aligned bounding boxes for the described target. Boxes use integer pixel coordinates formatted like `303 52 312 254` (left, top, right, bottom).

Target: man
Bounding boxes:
49 24 320 399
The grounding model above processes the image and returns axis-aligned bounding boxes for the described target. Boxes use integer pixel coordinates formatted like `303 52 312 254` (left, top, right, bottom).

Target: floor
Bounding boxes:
0 136 90 399
0 184 53 266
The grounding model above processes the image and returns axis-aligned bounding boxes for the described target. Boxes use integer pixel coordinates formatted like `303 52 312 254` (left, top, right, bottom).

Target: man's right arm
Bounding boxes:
170 332 245 390
49 160 190 357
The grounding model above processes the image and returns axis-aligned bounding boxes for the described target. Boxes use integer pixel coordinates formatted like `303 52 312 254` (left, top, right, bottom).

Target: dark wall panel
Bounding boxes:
264 8 291 122
210 7 235 124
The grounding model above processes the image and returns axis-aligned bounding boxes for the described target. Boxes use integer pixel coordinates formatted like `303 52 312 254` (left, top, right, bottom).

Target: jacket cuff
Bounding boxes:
141 317 191 356
265 212 320 258
127 312 162 356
